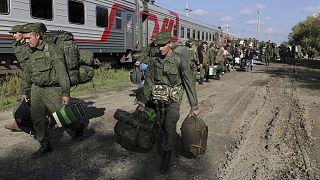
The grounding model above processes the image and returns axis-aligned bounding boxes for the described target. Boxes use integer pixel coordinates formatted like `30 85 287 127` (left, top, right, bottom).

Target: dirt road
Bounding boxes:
0 59 320 179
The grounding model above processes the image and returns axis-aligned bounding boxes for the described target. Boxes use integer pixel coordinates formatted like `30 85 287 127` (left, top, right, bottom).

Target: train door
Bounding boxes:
123 11 135 50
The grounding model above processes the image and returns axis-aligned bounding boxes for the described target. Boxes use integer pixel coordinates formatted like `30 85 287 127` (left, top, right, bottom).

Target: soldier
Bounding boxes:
186 38 200 83
201 41 214 82
20 23 84 159
136 31 200 174
4 24 32 132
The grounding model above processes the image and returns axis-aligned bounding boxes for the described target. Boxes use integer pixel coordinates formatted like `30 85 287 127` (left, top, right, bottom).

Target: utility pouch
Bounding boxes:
151 85 170 103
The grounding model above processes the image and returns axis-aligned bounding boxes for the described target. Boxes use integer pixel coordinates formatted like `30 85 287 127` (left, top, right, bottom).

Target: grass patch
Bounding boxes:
0 68 132 111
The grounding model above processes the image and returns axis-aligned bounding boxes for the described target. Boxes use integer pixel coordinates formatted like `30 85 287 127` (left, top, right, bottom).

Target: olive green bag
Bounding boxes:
114 108 158 153
180 116 208 158
44 30 95 86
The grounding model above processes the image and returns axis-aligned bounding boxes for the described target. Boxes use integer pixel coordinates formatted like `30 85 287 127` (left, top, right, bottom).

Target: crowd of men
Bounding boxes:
5 22 317 175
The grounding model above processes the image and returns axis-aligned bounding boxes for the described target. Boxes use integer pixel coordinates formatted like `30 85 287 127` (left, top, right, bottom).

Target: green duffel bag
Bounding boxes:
113 108 158 153
180 116 208 158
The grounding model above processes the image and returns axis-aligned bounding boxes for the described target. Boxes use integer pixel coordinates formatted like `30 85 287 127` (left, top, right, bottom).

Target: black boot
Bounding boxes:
31 140 52 159
159 151 171 174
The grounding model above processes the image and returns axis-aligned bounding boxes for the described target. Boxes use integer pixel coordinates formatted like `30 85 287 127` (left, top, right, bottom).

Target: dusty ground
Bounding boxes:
0 59 320 180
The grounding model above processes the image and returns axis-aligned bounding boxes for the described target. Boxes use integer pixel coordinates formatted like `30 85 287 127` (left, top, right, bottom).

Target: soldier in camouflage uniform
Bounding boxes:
4 24 32 132
20 23 84 159
137 31 200 174
186 38 200 83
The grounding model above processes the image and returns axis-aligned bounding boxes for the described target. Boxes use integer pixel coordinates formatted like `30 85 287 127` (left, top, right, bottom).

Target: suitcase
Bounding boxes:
180 116 208 158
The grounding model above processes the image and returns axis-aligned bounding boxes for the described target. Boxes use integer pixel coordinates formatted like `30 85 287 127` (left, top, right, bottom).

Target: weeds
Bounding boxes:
0 68 132 111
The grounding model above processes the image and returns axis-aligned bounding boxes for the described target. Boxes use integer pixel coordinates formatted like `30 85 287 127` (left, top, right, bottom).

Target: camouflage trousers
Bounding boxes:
156 101 181 151
30 84 81 141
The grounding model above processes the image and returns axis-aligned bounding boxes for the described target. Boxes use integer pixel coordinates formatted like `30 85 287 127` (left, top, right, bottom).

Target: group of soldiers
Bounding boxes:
6 23 84 159
7 21 315 175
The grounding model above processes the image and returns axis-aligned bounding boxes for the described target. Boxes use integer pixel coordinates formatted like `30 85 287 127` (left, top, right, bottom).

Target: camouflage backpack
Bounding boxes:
44 30 95 86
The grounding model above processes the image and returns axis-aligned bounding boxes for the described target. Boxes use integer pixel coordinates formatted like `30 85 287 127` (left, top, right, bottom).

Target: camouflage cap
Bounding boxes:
154 31 171 45
9 25 24 33
20 22 47 34
188 38 195 43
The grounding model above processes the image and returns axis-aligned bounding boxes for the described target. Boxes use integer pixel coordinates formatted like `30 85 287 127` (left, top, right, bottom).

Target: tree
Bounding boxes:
288 13 320 53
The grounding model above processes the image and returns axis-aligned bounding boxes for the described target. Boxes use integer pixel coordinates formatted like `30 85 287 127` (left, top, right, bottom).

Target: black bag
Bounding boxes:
130 67 143 84
114 109 158 153
180 116 208 158
14 100 35 134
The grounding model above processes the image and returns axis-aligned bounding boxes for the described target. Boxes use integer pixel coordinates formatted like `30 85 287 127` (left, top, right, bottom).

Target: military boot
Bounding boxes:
4 122 22 132
31 140 52 159
199 78 204 85
159 151 172 174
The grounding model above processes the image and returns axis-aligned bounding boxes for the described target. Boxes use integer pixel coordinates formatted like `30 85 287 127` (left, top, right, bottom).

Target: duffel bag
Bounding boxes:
180 116 208 158
114 109 158 153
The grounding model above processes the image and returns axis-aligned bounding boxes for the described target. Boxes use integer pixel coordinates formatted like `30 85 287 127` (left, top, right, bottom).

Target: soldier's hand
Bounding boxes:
62 96 70 105
136 101 145 111
20 95 29 102
199 64 203 68
191 109 200 117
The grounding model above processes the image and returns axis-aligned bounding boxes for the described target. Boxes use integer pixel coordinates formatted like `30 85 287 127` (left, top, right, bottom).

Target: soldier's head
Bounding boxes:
154 31 172 56
21 23 46 48
9 25 24 42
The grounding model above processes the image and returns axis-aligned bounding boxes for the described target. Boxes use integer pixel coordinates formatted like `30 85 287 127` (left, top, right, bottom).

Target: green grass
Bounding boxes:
0 68 132 111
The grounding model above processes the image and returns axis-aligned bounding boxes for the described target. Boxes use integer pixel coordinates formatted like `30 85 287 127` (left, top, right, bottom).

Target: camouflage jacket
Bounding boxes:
12 40 32 68
140 51 199 111
20 38 71 97
202 48 215 66
187 45 199 64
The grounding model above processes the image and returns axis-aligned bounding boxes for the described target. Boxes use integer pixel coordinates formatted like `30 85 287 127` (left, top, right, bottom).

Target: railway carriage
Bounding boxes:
0 0 237 73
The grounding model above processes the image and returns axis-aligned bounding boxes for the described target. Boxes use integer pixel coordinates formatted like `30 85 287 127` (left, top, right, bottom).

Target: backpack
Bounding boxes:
180 116 208 158
44 30 95 86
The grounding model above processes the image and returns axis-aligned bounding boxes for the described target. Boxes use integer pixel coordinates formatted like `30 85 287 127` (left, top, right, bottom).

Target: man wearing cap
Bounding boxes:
4 24 33 132
136 31 200 174
186 38 199 83
21 23 83 159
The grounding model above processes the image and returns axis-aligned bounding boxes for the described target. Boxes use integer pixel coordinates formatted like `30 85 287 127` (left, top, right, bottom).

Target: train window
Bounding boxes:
96 6 108 27
115 11 122 30
209 34 212 41
68 0 84 24
173 25 177 37
197 31 200 40
0 0 9 14
180 26 185 38
202 32 204 40
206 32 208 41
30 0 53 20
187 28 190 39
192 29 196 39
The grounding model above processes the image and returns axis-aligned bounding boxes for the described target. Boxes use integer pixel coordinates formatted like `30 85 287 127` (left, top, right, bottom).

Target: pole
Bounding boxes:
242 28 245 37
185 0 191 17
256 10 260 40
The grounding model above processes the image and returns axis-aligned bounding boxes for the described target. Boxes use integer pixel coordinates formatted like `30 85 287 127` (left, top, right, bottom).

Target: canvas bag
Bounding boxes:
180 116 208 158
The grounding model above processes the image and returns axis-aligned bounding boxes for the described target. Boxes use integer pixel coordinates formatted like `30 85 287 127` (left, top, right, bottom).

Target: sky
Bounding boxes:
153 0 320 44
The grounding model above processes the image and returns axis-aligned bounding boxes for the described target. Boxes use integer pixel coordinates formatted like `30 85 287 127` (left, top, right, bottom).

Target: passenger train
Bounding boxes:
0 0 238 73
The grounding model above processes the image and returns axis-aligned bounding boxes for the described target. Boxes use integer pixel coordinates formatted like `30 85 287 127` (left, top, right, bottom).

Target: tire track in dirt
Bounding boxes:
218 63 319 179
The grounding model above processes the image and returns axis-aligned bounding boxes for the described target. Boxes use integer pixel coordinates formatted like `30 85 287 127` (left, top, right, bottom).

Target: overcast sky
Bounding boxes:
154 0 320 44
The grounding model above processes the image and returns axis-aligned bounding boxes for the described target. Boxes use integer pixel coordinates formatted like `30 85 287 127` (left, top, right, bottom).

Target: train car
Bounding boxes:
0 0 237 73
